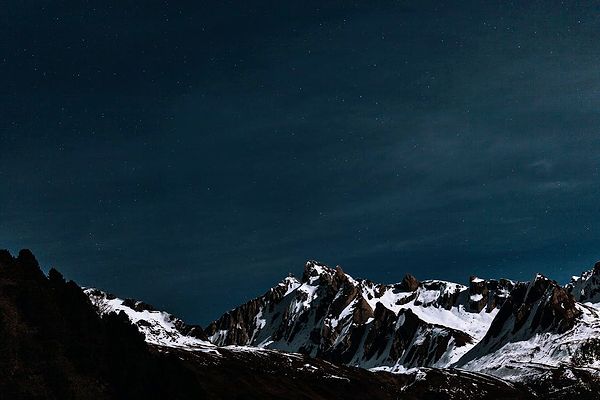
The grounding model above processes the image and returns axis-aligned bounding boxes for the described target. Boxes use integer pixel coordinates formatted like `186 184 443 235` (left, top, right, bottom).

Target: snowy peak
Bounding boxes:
205 260 511 370
301 261 512 313
469 274 579 352
302 260 338 282
567 261 600 305
84 288 213 349
301 260 354 291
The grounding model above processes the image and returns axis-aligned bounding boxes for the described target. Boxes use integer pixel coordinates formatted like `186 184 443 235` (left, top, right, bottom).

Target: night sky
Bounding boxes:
3 1 600 324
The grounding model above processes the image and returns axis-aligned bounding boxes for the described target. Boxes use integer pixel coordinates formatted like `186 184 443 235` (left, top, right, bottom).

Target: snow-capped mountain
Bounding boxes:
205 260 514 369
202 260 600 382
83 258 600 394
84 288 214 349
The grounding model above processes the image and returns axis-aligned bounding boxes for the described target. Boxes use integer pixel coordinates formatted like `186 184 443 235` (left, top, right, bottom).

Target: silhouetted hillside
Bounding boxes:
0 249 204 399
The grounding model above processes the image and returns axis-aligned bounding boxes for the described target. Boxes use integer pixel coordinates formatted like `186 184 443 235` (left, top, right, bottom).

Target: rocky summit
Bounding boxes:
205 261 514 369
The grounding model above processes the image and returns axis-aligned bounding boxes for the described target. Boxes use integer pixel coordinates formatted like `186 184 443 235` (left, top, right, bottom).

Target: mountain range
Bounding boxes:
2 249 600 398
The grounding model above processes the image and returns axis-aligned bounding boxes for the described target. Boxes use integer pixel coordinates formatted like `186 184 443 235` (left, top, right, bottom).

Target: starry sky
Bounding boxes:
2 1 600 324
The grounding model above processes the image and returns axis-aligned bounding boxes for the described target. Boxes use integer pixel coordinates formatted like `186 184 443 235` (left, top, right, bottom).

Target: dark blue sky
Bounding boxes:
2 1 600 324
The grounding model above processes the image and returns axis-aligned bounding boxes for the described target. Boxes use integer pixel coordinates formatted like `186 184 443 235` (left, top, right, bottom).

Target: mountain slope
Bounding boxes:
455 274 600 377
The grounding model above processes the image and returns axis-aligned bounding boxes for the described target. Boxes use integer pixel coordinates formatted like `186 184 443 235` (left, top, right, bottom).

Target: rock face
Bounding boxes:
204 275 300 346
400 273 420 291
205 261 510 368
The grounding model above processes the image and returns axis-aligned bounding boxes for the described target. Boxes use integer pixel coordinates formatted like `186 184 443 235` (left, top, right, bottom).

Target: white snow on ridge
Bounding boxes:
359 279 494 341
459 301 600 381
84 288 216 351
243 265 502 368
